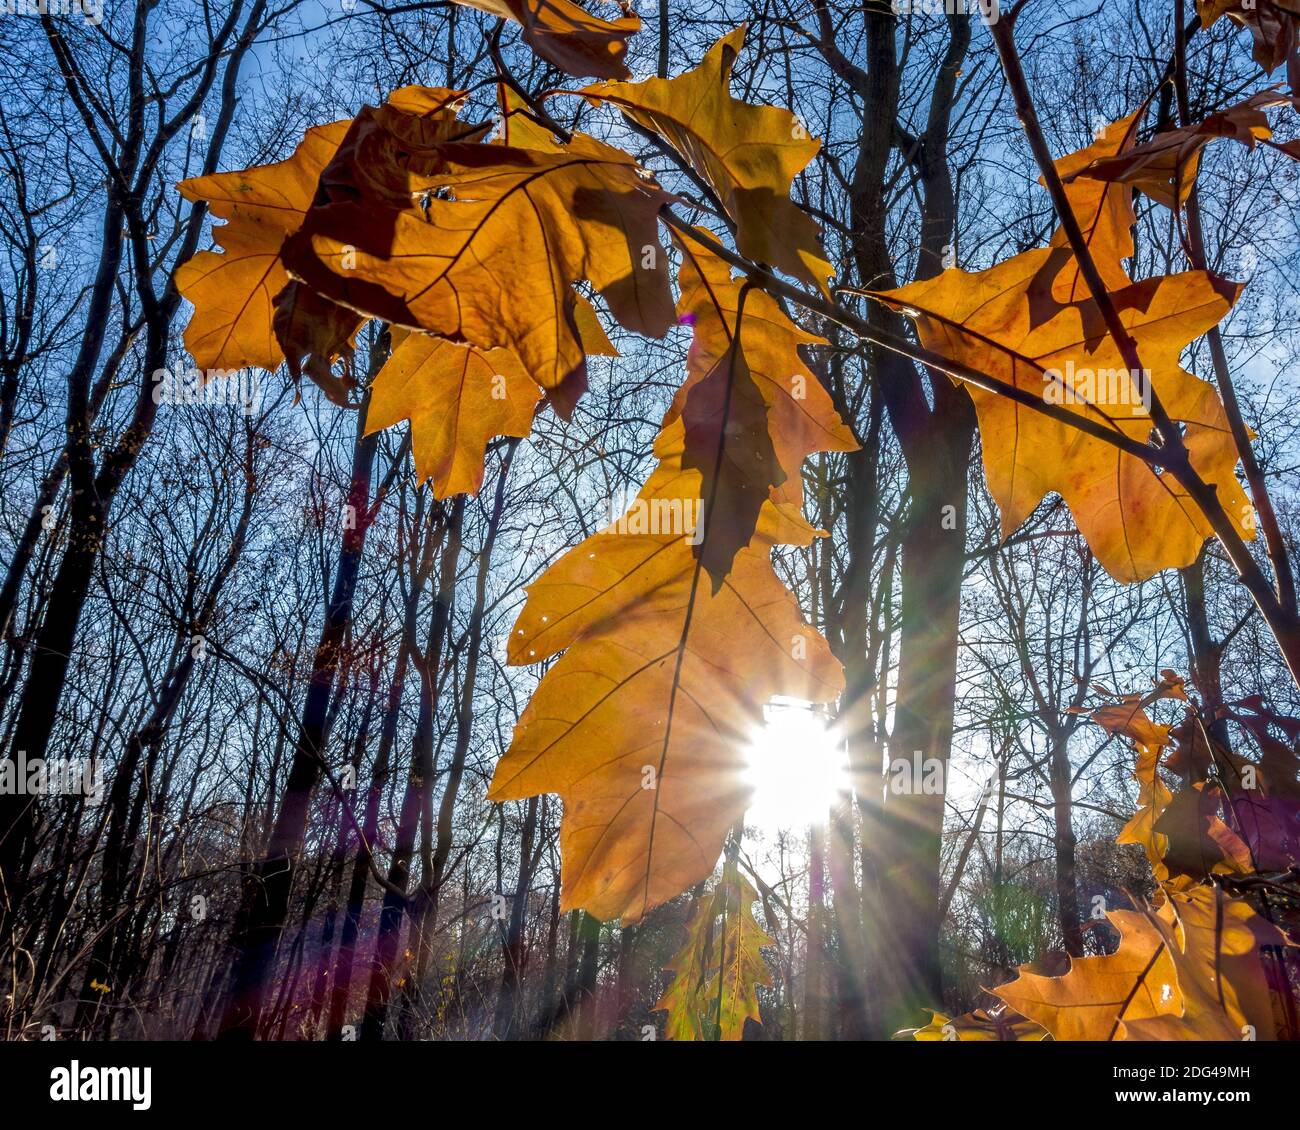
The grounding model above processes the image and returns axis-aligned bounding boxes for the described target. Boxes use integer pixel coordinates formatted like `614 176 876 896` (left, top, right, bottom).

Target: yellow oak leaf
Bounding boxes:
486 252 850 922
177 119 352 373
996 879 1290 1041
873 251 1252 581
673 237 857 585
584 25 832 294
993 904 1181 1040
282 117 673 417
488 495 841 922
1121 883 1291 1041
1115 732 1176 878
367 334 541 497
1047 111 1142 302
1085 676 1186 875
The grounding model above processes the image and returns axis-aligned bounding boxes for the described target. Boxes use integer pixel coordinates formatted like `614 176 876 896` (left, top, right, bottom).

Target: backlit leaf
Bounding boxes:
1199 0 1300 93
486 247 850 923
873 250 1251 582
673 235 856 585
654 872 774 1040
282 109 673 416
1121 882 1291 1041
453 0 640 80
177 120 352 374
584 25 832 294
993 904 1180 1040
367 334 541 497
1047 112 1142 302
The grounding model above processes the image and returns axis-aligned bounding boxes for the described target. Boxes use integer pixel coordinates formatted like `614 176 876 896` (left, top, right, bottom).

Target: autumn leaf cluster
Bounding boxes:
175 3 1300 1039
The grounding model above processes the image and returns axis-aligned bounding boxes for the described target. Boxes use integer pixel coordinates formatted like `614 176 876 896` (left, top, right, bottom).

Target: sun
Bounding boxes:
743 697 848 832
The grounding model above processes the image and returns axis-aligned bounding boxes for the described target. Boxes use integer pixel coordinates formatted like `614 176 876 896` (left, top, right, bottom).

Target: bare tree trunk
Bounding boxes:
534 873 562 1030
493 794 540 1039
218 379 382 1040
844 7 974 1038
359 496 463 1040
401 441 517 1032
1047 727 1084 957
574 911 601 1040
1182 548 1231 746
802 820 827 1040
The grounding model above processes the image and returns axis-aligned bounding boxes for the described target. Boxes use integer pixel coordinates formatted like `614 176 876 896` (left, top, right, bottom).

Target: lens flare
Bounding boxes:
743 698 848 832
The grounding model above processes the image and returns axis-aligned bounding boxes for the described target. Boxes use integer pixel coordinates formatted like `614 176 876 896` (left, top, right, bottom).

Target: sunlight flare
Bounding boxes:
743 698 848 832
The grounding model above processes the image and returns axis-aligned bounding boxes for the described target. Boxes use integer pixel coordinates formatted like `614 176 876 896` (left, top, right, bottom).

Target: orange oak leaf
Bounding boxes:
1085 669 1187 733
488 493 843 923
873 250 1252 582
453 0 640 80
367 334 541 497
176 119 352 373
583 25 832 294
673 237 857 586
1120 882 1291 1041
1074 91 1299 209
176 86 481 388
282 109 673 417
486 252 850 920
993 904 1180 1040
1200 0 1300 93
1048 111 1142 302
995 884 1288 1040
